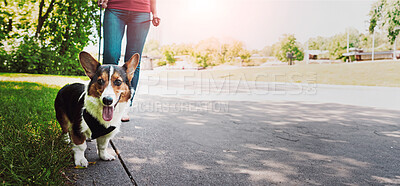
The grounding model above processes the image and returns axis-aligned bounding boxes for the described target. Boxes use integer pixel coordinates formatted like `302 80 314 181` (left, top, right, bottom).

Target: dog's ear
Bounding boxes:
123 53 139 82
79 51 100 79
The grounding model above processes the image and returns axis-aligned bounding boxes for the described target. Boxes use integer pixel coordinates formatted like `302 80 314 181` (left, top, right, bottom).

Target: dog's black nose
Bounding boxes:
103 96 113 105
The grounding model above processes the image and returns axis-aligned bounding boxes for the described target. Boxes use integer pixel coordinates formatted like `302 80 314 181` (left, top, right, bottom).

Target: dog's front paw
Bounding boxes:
99 150 116 161
75 157 89 167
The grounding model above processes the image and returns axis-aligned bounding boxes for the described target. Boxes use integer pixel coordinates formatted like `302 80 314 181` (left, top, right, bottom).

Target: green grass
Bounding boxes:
0 72 89 81
148 61 400 87
0 81 71 185
2 61 400 88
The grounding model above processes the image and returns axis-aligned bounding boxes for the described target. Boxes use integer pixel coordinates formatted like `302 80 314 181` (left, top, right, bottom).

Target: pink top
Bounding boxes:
107 0 151 13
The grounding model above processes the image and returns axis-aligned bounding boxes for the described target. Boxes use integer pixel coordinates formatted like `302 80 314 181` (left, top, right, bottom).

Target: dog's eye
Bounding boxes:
114 79 122 86
97 79 105 85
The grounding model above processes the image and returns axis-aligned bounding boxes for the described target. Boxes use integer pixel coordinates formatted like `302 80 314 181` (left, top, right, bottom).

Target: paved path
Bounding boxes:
72 75 400 185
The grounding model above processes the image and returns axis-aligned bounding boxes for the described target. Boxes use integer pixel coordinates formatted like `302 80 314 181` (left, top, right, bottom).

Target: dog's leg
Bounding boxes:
96 136 116 161
72 141 88 167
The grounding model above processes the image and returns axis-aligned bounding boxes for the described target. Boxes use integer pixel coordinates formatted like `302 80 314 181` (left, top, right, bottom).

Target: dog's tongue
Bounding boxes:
102 106 114 121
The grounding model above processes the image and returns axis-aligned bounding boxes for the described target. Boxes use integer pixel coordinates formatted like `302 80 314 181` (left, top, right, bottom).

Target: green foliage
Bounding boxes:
0 8 11 42
225 40 246 62
42 0 98 55
0 0 98 75
369 0 400 44
0 47 10 71
157 60 166 66
306 27 393 60
239 50 251 60
0 0 37 42
1 38 85 75
193 52 210 68
327 29 361 61
305 28 393 60
0 81 71 185
162 46 176 65
358 31 391 51
158 38 251 68
9 38 44 73
192 38 219 67
273 34 304 62
307 36 329 50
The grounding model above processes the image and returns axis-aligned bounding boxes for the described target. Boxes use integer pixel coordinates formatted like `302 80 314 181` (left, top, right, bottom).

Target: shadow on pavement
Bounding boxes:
114 94 400 185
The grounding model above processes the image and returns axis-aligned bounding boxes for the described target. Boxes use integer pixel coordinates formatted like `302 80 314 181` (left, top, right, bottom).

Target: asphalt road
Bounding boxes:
107 77 400 185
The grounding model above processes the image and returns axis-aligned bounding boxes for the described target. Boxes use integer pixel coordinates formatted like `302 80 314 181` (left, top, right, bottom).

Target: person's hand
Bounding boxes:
98 0 108 9
152 17 160 27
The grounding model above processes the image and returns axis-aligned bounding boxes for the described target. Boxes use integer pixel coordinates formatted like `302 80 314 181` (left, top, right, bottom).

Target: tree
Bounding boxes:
42 0 97 56
0 0 98 75
358 31 391 52
195 37 219 65
158 38 252 68
369 0 400 44
0 0 37 43
326 28 360 60
306 28 381 60
35 0 56 38
307 36 328 50
273 34 304 62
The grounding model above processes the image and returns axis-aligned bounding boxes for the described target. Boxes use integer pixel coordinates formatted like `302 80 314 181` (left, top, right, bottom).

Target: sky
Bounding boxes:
147 0 377 50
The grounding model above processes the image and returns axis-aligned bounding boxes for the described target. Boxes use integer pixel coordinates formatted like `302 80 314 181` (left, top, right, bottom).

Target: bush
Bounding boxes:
0 47 10 72
193 52 210 68
163 50 176 65
157 60 166 66
1 38 85 76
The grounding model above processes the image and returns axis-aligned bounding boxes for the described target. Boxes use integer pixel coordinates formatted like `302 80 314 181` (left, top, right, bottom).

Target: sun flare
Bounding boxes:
188 0 216 13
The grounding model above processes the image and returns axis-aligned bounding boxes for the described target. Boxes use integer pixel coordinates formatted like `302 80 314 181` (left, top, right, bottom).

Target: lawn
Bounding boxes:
0 81 71 185
147 61 400 87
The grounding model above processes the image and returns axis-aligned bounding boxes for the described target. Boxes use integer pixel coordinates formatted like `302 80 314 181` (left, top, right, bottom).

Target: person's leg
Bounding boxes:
125 12 150 105
103 9 126 65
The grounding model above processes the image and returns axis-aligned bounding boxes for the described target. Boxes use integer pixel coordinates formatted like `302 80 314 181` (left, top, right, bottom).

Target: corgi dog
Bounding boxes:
55 51 138 167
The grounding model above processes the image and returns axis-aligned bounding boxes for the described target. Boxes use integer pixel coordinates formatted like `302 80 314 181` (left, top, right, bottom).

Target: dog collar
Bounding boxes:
83 109 115 139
